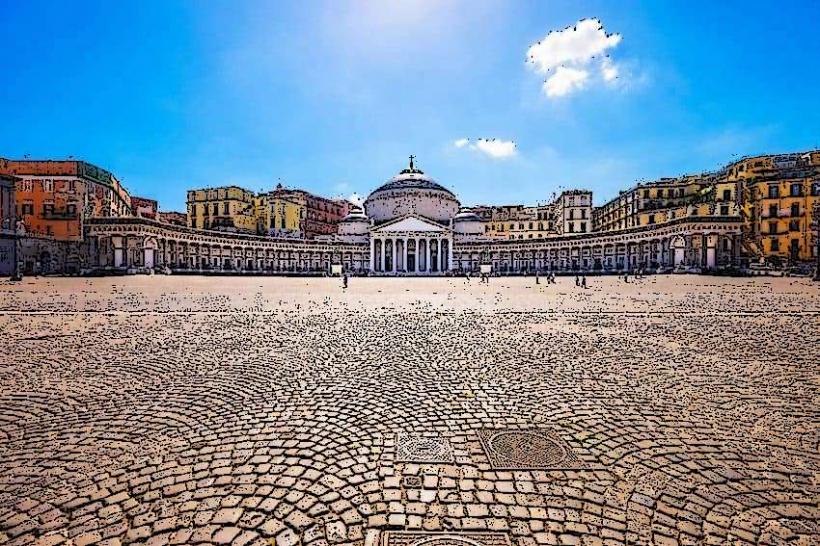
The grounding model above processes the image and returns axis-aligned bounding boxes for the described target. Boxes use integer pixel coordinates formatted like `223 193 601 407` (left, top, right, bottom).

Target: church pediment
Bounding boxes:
371 215 450 233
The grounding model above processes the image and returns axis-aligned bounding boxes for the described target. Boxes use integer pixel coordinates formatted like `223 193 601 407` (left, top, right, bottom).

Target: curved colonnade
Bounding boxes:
84 216 743 274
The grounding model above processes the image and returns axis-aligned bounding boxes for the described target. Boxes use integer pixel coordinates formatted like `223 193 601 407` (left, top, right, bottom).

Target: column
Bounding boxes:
380 238 385 272
391 238 397 274
415 238 420 272
426 239 432 274
403 238 408 272
369 237 375 272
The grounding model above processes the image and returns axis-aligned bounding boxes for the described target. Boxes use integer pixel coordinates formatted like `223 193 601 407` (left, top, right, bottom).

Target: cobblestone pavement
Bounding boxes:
0 276 818 546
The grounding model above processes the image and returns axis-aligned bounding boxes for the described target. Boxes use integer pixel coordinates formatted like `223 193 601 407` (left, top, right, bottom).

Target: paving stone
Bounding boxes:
0 277 818 546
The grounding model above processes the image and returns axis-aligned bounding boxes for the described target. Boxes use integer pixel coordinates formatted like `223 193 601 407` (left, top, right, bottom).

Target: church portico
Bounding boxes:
369 218 454 275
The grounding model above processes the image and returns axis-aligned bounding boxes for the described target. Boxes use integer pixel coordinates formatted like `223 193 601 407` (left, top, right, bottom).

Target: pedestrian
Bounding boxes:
342 272 348 289
581 275 587 288
535 272 540 285
575 275 579 287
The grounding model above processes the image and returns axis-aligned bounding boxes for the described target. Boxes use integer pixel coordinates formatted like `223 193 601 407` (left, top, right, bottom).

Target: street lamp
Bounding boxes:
12 219 25 281
813 201 820 281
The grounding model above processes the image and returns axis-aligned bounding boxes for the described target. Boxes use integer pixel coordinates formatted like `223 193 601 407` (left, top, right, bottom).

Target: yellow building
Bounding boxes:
267 195 304 237
736 152 820 264
593 175 724 232
469 204 559 240
186 186 256 233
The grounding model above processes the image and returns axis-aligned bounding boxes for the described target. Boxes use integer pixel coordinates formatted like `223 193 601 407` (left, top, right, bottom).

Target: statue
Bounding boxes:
409 155 416 171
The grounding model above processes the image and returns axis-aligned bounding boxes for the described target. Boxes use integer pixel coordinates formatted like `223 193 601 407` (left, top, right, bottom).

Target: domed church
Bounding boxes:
338 156 484 275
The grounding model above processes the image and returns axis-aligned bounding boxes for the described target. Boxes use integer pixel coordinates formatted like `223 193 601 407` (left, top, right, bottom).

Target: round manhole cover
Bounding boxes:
488 431 567 467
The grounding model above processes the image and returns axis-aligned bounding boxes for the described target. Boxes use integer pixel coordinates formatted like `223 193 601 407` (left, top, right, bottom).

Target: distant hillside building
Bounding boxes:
130 196 158 219
157 211 187 226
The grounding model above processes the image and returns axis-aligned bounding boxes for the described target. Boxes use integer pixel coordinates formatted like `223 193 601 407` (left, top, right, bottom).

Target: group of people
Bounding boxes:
535 272 558 284
574 275 588 288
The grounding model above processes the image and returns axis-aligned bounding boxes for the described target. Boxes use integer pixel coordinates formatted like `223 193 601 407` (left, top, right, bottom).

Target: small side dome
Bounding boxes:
340 205 368 223
453 211 482 222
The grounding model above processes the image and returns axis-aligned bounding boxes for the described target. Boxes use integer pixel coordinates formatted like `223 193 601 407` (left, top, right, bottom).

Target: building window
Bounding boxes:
789 220 799 231
568 223 574 233
722 189 731 201
812 182 820 196
648 215 655 224
569 210 575 220
67 204 76 215
768 204 778 218
771 238 779 251
768 221 777 234
791 203 800 217
43 203 54 216
657 189 664 198
22 202 34 216
643 189 649 198
42 179 54 192
790 183 803 197
768 185 779 198
720 204 729 216
580 221 587 232
678 188 684 197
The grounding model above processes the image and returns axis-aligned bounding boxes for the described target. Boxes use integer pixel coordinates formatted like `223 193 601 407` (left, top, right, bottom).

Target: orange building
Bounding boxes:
0 159 132 241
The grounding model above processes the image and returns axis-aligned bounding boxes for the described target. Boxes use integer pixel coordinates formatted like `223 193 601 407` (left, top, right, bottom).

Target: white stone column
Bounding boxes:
391 238 397 273
380 238 386 272
369 237 375 272
415 238 420 272
427 239 432 274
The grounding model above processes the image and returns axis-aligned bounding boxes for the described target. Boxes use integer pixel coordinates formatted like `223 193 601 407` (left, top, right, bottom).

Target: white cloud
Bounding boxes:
601 57 619 82
544 66 589 97
526 18 625 98
453 138 517 159
527 18 621 74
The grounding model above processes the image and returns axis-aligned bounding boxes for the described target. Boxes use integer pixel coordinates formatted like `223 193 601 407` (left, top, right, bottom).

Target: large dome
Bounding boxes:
364 157 460 225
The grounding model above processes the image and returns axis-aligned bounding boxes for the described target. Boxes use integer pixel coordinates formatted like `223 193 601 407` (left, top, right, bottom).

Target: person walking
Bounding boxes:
342 272 348 289
581 275 587 288
575 275 579 287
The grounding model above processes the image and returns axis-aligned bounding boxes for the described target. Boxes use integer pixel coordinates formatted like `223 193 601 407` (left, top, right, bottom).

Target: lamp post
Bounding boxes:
813 201 820 281
12 219 25 281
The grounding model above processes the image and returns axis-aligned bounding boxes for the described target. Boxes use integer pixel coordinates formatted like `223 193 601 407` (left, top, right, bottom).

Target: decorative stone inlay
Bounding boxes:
477 428 586 470
382 532 511 546
396 433 454 463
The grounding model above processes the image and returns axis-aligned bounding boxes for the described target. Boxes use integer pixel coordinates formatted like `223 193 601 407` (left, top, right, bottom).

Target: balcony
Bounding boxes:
42 211 79 220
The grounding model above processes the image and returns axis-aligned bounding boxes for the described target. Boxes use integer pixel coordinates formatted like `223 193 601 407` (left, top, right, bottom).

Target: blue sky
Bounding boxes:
1 0 819 211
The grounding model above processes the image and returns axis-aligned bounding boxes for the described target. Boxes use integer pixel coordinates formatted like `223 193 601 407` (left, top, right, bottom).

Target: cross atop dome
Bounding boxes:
400 154 424 175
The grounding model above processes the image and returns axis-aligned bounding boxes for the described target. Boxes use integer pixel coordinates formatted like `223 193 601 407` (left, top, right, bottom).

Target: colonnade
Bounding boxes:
369 236 452 274
454 232 740 273
83 217 744 276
